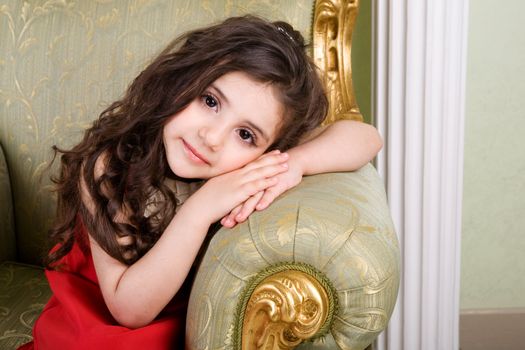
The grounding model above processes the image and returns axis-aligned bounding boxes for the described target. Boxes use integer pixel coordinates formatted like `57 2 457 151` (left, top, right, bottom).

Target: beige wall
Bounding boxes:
461 0 525 309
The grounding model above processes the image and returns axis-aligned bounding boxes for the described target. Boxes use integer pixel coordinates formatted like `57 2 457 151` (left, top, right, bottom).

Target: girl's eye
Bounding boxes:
238 128 257 146
202 94 219 111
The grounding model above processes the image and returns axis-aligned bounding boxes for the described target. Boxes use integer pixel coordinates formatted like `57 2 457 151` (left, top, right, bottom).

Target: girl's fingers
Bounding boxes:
222 205 243 227
243 162 288 183
243 152 288 172
259 149 281 158
235 191 264 222
221 190 264 227
256 186 280 211
241 176 279 197
228 205 243 224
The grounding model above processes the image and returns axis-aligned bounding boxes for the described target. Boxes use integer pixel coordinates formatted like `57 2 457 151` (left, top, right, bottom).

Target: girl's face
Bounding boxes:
163 71 283 179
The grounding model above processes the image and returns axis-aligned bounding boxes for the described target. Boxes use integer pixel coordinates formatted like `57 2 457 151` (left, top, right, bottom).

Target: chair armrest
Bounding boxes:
0 144 16 262
186 164 400 350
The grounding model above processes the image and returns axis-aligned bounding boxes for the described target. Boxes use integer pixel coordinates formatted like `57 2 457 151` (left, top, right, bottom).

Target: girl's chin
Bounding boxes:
168 166 211 181
164 156 199 179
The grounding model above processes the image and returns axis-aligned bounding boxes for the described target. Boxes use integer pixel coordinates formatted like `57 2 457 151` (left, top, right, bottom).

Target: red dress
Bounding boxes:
19 221 189 350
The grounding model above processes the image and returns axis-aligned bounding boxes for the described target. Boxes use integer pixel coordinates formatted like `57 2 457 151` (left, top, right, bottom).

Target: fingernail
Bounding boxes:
281 153 289 158
282 163 288 168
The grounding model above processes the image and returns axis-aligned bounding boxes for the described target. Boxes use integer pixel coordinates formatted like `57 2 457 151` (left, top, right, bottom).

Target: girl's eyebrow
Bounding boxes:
210 84 230 106
209 84 270 143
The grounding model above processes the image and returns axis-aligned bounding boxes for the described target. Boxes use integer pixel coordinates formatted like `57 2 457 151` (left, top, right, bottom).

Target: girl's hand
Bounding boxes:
184 151 289 226
221 154 304 228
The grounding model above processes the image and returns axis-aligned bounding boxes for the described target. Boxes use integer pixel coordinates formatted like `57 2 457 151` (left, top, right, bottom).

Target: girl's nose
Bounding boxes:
198 125 226 151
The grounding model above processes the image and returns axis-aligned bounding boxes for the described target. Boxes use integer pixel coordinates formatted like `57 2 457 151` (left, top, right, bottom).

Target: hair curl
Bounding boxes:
46 15 328 268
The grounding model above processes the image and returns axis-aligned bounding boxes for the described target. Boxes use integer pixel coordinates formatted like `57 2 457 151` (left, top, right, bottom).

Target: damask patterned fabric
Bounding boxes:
187 165 400 350
0 0 315 264
0 1 400 349
0 262 52 349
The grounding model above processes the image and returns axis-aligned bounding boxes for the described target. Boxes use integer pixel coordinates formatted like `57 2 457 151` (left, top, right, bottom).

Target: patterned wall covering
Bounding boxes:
0 0 315 264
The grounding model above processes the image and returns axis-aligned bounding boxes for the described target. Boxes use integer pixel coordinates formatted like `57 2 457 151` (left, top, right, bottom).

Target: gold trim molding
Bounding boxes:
236 3 363 347
313 0 363 123
241 270 329 350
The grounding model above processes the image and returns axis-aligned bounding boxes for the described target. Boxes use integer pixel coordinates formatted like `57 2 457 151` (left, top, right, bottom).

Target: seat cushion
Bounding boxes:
0 262 51 349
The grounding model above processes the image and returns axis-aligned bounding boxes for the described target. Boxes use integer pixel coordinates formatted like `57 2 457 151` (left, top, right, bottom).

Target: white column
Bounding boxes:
371 1 469 349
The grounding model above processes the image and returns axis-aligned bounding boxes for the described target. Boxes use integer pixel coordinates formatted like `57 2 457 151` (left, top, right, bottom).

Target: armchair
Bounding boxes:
0 0 399 349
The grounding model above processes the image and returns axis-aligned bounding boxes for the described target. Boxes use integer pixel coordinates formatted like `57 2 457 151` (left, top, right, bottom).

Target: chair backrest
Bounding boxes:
0 0 315 264
0 0 363 265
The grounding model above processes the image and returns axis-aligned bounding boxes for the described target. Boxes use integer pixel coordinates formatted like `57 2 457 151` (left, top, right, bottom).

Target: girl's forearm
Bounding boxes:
95 200 210 329
97 150 289 328
289 120 382 176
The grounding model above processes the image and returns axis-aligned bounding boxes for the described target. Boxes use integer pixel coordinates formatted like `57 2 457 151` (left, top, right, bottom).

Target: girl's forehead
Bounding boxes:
211 72 284 142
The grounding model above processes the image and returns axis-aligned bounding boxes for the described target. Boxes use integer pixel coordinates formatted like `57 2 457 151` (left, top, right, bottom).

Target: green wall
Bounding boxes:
461 0 525 309
340 0 525 311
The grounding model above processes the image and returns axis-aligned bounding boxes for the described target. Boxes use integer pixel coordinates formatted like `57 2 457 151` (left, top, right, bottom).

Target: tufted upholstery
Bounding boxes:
0 1 399 349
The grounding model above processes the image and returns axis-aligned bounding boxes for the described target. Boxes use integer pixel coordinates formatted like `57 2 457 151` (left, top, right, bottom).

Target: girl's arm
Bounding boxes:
291 119 382 175
221 120 382 227
87 196 209 328
83 151 289 329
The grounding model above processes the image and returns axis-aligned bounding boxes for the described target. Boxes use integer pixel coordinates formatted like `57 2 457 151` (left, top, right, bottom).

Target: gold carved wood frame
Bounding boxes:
238 1 361 349
314 0 363 124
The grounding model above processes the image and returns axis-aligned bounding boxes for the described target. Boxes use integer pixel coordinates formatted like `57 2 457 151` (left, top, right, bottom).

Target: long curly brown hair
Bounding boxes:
46 15 328 268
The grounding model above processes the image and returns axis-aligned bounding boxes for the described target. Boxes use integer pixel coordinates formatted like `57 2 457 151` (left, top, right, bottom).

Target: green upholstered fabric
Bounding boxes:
0 262 51 349
1 1 399 348
0 144 16 263
0 0 315 265
187 164 400 350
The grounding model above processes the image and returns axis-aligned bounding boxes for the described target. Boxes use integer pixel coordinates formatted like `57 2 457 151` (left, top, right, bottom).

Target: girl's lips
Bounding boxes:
182 140 210 165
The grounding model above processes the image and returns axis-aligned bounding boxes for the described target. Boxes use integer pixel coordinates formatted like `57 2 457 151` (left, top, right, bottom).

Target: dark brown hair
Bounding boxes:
46 15 328 268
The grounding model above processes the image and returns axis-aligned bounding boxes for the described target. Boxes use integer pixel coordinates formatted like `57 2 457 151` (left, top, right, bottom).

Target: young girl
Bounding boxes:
21 15 381 349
